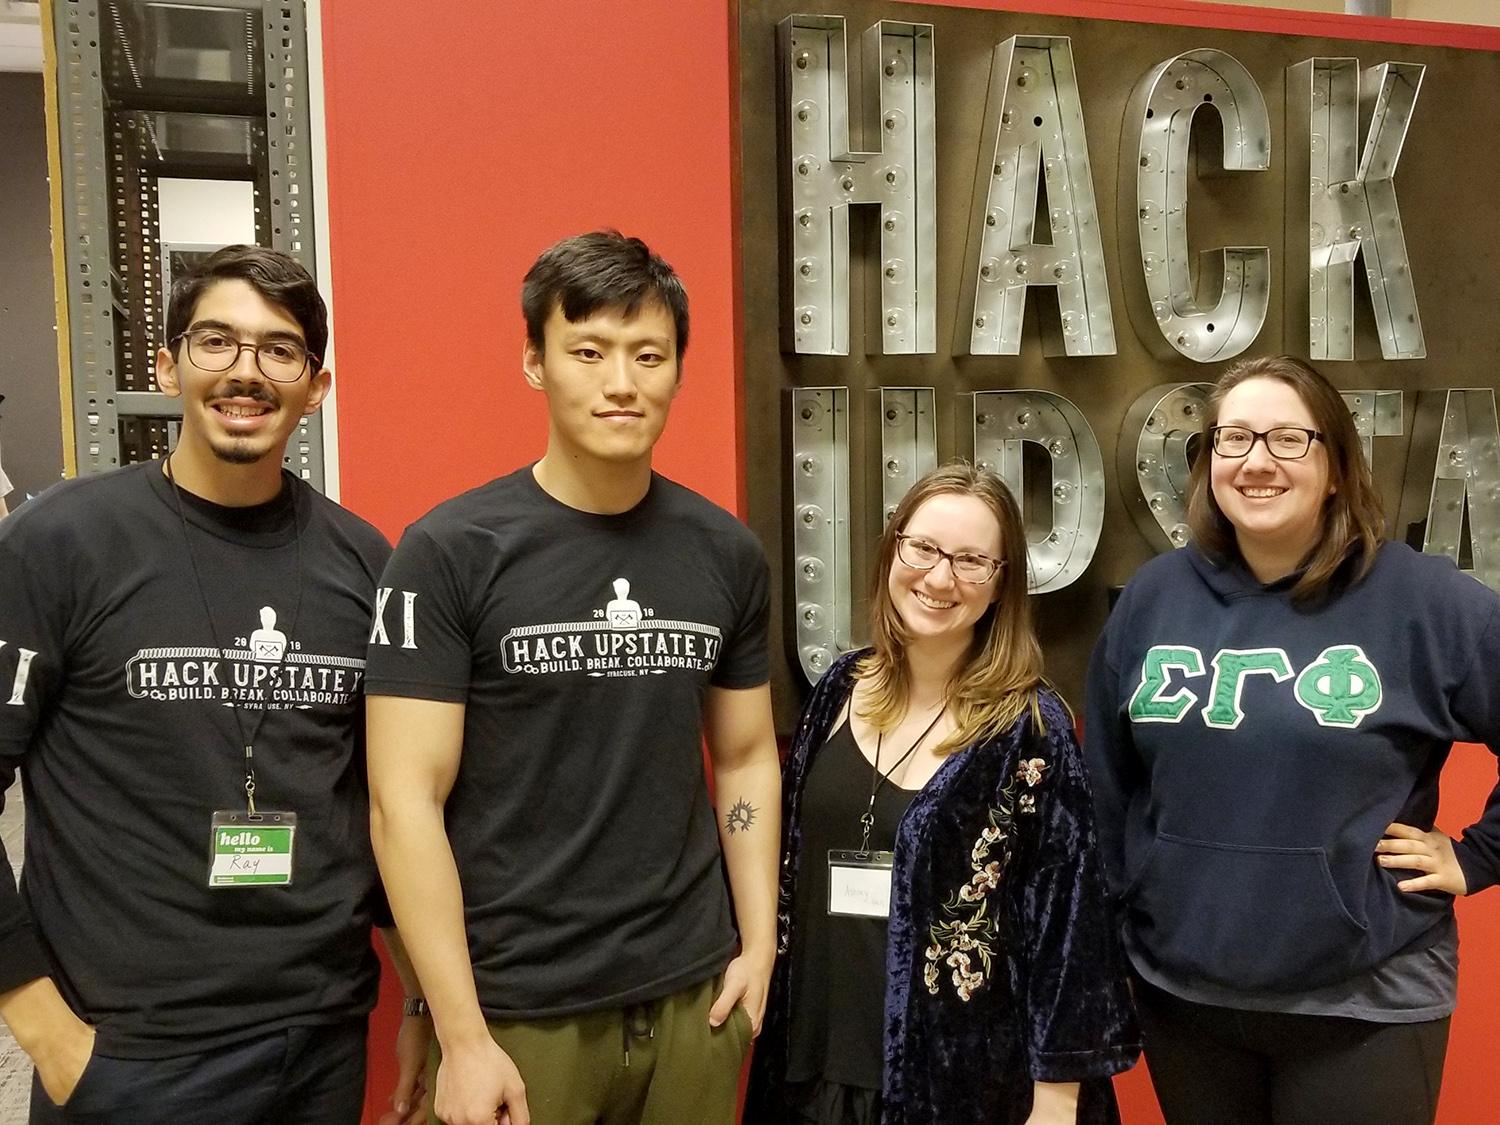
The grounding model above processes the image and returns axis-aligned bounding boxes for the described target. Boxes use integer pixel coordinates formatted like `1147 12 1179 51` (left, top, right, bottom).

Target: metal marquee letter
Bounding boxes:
1340 390 1403 467
780 15 936 355
1120 382 1212 553
1401 390 1500 591
1289 57 1425 361
973 391 1103 592
958 36 1114 356
1123 49 1271 363
878 387 937 524
790 387 853 683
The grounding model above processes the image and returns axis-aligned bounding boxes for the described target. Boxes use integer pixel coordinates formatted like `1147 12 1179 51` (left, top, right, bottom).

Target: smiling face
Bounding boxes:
524 300 679 473
887 492 1004 651
156 278 330 470
1209 375 1333 573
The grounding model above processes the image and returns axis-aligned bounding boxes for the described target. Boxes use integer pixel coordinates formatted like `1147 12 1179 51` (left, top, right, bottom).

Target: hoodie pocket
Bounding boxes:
1129 833 1367 991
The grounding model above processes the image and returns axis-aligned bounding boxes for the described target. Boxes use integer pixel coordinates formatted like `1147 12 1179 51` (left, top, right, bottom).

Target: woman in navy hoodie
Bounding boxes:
1086 355 1500 1124
748 463 1138 1124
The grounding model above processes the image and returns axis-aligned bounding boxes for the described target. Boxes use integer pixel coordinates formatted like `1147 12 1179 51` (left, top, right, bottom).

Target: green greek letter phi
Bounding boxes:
1128 646 1205 723
1295 645 1383 728
1203 649 1293 729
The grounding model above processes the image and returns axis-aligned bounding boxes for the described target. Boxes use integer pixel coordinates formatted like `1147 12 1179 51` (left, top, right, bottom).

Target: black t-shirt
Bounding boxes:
787 719 916 1090
0 461 391 1058
364 466 771 1018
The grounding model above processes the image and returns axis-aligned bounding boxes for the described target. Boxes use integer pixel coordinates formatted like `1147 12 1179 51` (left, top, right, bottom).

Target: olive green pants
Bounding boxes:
427 975 751 1125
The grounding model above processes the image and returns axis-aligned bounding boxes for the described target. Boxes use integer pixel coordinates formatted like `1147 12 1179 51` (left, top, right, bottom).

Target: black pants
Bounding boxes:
1135 980 1449 1125
30 1018 367 1125
788 1078 883 1125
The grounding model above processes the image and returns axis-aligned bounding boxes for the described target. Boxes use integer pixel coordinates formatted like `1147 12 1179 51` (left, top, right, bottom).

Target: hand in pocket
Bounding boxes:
35 1019 97 1106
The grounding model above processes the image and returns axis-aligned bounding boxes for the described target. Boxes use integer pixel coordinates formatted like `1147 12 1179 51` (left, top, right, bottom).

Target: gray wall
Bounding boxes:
0 71 64 506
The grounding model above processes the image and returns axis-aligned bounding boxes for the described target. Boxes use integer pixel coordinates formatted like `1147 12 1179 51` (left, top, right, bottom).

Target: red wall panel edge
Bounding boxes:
730 0 751 521
906 0 1500 51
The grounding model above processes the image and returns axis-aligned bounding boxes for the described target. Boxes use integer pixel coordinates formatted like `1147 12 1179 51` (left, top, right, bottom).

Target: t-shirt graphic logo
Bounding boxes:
606 578 641 629
250 606 288 662
499 580 723 679
125 610 366 708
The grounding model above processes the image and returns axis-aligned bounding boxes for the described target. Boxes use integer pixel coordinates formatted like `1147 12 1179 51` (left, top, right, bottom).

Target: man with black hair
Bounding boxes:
366 230 780 1125
0 245 399 1124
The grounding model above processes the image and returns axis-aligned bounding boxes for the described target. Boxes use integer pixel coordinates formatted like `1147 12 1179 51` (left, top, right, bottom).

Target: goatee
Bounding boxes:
212 441 269 466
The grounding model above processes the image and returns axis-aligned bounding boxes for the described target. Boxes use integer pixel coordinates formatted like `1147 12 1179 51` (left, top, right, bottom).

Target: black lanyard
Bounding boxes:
858 705 945 853
164 455 304 815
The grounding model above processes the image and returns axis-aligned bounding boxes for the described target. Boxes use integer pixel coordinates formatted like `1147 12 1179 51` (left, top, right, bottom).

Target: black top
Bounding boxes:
364 466 771 1018
0 462 391 1058
787 718 917 1090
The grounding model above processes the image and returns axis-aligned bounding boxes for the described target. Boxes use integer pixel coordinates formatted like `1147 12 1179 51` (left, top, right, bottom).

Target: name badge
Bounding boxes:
209 810 297 888
827 849 894 918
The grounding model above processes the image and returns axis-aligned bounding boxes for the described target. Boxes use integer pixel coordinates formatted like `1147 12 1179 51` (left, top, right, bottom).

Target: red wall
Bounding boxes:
321 1 743 536
317 3 1500 1122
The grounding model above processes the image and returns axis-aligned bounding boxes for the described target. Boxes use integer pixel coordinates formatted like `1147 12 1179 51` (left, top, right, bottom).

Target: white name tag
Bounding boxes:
827 849 894 918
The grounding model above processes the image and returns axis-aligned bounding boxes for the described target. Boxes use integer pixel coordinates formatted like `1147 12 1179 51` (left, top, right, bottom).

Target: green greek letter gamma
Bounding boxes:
1127 646 1205 723
1203 648 1294 729
1295 644 1383 727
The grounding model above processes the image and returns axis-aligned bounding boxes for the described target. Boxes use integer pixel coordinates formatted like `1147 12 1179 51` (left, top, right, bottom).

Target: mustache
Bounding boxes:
210 381 279 405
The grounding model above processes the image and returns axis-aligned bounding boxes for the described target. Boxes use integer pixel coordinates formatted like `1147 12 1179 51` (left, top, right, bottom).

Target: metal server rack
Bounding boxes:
50 0 323 485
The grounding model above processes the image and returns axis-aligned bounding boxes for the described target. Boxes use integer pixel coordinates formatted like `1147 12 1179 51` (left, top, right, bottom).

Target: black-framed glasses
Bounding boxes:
895 534 1003 583
1210 425 1324 461
171 328 316 383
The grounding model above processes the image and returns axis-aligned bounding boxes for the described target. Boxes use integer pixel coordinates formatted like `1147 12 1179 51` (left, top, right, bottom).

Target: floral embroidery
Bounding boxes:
924 751 1050 1000
925 794 1015 1001
969 822 1003 866
1016 756 1046 815
947 949 987 1001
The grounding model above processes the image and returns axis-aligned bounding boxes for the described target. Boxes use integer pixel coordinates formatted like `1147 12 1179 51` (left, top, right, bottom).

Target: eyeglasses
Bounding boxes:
895 534 1003 583
171 328 316 383
1210 425 1324 461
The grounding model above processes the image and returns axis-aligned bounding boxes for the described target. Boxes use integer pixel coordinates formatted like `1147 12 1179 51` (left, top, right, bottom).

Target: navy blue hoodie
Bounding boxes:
1085 542 1500 996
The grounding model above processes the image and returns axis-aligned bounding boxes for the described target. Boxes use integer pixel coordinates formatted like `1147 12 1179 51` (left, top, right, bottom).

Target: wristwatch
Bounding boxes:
402 997 430 1018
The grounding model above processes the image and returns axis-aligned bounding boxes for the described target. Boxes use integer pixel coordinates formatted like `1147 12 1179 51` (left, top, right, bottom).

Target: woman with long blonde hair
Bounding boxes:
747 463 1138 1125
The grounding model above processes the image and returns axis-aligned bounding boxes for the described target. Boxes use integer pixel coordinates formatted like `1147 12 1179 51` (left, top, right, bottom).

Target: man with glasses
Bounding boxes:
364 231 780 1125
0 245 398 1123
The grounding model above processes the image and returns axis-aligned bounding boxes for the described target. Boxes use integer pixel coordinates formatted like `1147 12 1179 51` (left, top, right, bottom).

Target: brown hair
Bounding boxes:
858 462 1047 753
1186 355 1385 599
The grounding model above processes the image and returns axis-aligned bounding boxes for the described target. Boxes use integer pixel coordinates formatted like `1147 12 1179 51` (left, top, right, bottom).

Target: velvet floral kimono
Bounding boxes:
745 651 1140 1125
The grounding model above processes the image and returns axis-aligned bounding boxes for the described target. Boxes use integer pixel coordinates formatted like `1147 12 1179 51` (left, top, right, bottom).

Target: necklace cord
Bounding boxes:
859 704 945 852
164 454 304 816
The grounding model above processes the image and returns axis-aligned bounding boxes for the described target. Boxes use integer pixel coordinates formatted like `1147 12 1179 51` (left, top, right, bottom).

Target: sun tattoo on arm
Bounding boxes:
725 798 757 835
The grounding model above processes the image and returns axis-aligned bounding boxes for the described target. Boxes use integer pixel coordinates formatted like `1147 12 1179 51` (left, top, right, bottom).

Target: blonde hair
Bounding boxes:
857 462 1047 754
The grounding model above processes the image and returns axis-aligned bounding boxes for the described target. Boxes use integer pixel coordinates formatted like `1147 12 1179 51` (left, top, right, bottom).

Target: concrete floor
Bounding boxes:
0 778 21 869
